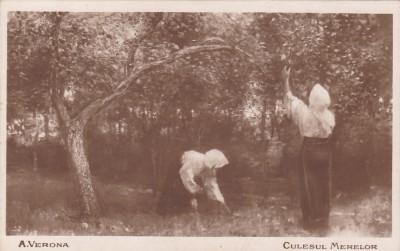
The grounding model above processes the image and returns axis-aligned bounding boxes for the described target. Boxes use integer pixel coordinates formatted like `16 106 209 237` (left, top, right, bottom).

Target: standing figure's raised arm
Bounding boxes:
282 66 291 96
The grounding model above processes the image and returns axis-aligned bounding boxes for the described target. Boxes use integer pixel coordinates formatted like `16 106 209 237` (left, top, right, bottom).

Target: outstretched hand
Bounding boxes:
282 66 291 81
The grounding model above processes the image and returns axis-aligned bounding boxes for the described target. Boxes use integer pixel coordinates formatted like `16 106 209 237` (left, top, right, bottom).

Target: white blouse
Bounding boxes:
179 150 227 203
285 87 335 138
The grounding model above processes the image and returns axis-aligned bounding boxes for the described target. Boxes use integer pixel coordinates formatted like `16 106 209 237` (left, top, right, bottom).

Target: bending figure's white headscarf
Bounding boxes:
204 149 229 169
309 84 335 134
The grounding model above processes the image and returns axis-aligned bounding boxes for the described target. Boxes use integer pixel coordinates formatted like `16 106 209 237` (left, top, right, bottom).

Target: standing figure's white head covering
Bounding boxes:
308 84 335 134
204 149 229 169
309 84 331 112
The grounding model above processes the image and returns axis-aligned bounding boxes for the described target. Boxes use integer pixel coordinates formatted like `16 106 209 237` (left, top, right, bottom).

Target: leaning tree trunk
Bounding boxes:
66 120 101 218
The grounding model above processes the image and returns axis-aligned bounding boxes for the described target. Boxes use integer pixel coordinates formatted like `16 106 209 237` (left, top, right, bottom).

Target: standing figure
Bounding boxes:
281 66 335 229
156 149 231 216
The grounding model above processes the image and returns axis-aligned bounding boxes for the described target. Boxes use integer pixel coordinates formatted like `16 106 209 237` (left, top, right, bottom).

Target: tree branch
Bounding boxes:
233 46 269 77
49 12 70 130
73 41 266 127
74 43 234 125
125 13 164 75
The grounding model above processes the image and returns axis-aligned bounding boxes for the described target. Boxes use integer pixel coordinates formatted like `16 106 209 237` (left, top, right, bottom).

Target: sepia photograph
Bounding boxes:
0 1 399 251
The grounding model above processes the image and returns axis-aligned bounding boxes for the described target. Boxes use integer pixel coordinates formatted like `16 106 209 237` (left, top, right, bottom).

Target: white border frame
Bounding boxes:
1 1 399 251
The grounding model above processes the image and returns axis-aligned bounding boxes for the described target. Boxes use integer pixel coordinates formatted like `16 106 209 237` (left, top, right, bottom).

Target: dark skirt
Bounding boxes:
156 163 193 216
298 136 332 226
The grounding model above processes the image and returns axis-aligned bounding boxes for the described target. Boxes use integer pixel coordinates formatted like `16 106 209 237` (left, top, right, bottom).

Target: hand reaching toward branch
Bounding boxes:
282 66 291 95
282 66 291 82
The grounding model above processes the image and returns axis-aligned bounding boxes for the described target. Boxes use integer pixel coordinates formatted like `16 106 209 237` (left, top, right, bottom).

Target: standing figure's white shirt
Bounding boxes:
285 84 335 138
179 149 228 204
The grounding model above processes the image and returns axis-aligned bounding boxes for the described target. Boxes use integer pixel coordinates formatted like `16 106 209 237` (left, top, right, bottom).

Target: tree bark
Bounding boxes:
32 108 39 173
66 120 101 218
47 12 103 219
260 99 269 180
43 112 50 139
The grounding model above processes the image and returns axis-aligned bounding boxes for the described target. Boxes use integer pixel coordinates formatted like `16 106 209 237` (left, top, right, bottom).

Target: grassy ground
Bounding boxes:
6 169 391 237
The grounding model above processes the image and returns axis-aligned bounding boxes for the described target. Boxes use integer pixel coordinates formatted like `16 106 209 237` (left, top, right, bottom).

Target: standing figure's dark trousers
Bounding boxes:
298 136 332 228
